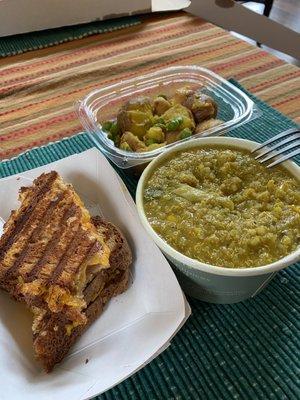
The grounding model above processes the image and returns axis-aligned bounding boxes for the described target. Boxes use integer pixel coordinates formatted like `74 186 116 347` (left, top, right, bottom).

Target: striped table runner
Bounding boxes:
0 11 299 160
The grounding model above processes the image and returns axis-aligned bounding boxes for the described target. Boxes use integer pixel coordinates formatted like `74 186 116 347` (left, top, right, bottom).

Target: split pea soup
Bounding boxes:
143 146 300 268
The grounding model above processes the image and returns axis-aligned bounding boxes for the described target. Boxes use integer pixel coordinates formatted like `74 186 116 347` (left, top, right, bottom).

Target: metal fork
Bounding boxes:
251 127 300 168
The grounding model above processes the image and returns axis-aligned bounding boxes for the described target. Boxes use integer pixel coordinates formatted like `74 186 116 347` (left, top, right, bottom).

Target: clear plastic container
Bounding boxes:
77 66 258 170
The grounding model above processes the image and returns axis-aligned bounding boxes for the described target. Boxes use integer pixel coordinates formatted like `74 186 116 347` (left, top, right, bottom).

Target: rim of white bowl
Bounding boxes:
136 136 300 277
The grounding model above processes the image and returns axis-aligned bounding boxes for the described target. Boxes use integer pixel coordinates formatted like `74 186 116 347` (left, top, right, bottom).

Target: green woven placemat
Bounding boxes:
0 81 299 400
0 16 141 58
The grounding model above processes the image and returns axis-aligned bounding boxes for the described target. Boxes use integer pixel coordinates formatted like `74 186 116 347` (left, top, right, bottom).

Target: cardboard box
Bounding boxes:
0 0 299 59
0 0 151 36
184 0 300 60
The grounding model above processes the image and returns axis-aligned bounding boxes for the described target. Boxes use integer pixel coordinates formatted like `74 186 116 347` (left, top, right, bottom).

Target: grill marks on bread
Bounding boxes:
3 191 66 282
0 172 132 372
0 171 107 313
0 172 58 263
32 217 132 372
49 230 99 286
24 203 78 283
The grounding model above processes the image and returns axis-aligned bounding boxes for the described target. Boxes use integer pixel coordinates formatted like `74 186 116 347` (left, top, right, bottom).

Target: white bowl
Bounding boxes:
136 137 300 304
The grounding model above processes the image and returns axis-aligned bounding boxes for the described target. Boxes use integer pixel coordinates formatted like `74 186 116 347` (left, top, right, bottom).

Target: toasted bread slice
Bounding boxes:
32 216 132 372
0 172 111 326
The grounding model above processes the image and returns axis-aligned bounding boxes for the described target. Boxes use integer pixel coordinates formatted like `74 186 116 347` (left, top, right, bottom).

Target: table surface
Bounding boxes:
0 11 299 160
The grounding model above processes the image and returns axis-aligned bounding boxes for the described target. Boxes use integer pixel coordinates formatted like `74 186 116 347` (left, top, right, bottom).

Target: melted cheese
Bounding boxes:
73 192 110 268
65 321 81 336
17 178 112 335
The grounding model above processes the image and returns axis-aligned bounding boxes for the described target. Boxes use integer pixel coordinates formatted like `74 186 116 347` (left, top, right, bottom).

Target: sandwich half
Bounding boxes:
0 171 132 371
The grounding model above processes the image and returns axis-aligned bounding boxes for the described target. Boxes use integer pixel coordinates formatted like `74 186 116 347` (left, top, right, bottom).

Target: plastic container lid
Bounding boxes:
77 66 258 169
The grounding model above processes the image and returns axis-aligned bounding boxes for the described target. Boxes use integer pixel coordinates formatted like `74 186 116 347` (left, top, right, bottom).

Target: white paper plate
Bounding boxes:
0 148 189 400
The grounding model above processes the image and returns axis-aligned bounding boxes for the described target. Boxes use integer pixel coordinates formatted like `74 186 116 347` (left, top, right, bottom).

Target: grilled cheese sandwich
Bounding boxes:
0 172 132 371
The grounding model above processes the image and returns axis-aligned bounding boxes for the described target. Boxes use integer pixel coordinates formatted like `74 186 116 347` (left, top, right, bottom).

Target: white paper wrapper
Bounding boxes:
0 148 190 400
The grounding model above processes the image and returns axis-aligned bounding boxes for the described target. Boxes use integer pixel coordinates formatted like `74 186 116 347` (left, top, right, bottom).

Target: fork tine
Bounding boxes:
255 133 300 160
251 128 300 153
259 141 300 164
267 148 300 168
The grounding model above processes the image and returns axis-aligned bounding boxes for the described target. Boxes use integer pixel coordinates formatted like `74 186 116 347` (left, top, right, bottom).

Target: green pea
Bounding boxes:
152 116 166 129
179 128 193 139
108 132 120 144
145 138 157 146
110 121 119 136
166 116 183 132
102 120 113 132
106 121 120 147
154 123 166 130
156 117 165 124
113 135 121 146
